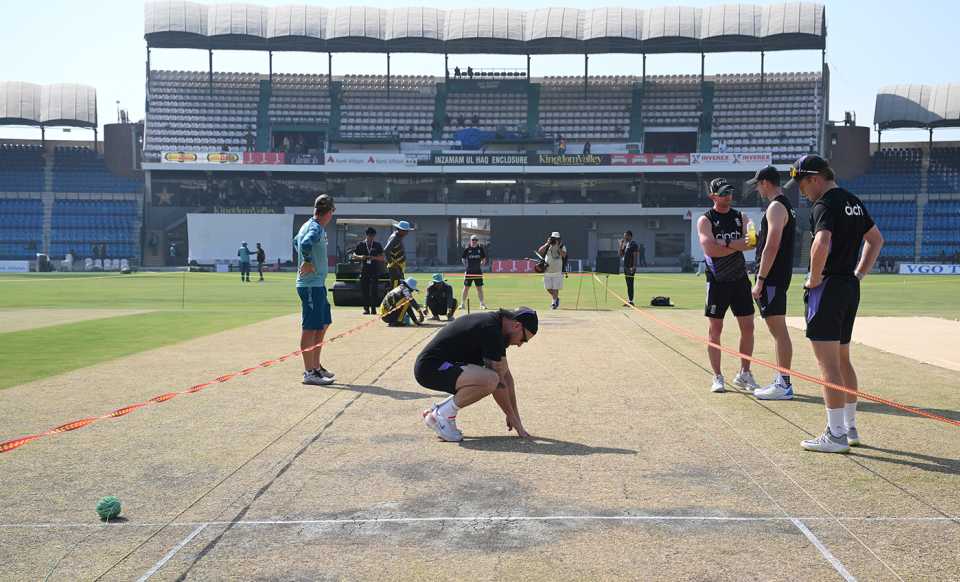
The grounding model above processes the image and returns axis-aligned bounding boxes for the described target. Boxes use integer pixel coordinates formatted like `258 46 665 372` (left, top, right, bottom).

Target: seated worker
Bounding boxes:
426 273 458 321
379 277 425 327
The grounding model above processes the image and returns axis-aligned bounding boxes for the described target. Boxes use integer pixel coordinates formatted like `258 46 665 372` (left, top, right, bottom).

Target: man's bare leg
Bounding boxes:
735 314 755 372
707 318 724 376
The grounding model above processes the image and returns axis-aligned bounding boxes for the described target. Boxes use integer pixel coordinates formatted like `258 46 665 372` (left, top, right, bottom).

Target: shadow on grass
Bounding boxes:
331 383 432 401
458 435 637 456
852 444 960 476
758 392 960 423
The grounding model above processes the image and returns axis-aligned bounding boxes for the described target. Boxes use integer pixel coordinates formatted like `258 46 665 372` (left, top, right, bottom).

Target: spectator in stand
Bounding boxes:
583 140 592 155
454 66 461 78
471 114 480 126
467 66 474 79
244 126 255 152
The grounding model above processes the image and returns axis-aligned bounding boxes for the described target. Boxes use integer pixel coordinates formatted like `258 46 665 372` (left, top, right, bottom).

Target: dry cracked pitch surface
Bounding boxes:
1 307 958 580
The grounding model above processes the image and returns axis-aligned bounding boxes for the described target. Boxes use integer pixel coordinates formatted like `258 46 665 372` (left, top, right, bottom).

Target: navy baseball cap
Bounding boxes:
745 166 780 187
709 178 736 196
784 154 831 189
510 307 539 335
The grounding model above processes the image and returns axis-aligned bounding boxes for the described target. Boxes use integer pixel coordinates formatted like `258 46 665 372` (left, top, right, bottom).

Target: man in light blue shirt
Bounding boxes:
237 241 251 282
294 194 336 386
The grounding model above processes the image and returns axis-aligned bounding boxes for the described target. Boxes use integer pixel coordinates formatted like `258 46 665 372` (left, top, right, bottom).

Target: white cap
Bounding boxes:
550 231 561 238
470 235 479 241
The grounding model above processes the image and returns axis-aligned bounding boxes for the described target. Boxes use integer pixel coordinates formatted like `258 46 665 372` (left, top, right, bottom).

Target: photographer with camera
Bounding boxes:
537 231 567 310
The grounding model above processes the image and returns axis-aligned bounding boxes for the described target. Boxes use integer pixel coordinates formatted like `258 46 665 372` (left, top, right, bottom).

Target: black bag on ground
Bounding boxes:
650 296 673 307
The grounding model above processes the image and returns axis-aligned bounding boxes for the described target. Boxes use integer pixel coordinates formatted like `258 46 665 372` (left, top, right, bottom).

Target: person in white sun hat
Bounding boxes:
538 232 566 309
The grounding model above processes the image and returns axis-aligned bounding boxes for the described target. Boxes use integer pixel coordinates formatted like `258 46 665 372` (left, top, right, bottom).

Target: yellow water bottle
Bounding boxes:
746 221 757 248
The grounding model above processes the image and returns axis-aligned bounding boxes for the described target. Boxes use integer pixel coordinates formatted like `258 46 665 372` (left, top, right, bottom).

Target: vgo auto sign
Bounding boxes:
898 263 960 275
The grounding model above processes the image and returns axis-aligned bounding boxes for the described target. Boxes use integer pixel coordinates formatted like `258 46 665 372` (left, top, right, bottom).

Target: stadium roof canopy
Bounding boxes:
874 84 960 130
0 82 98 128
144 2 826 55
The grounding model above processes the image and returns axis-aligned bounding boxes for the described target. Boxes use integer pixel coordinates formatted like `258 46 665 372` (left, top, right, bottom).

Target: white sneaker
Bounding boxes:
479 303 487 310
303 370 334 386
846 427 861 446
316 366 335 379
423 409 463 442
801 427 849 453
711 375 726 393
733 370 760 391
754 381 794 400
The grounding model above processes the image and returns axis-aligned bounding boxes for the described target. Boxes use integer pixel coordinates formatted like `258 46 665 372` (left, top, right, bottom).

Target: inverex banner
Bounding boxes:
162 151 242 164
690 152 773 167
898 263 960 275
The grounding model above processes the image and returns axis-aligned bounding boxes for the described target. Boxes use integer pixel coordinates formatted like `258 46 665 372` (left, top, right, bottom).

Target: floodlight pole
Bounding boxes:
642 53 646 88
386 52 391 99
526 54 531 78
268 50 273 84
876 127 882 152
208 49 214 95
700 52 705 85
444 53 449 81
40 125 45 146
583 53 589 96
760 50 765 93
145 47 152 112
328 52 333 96
929 127 934 152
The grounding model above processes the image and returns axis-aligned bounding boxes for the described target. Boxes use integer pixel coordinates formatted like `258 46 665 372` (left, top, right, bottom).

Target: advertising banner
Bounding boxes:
898 263 960 275
492 259 539 273
0 260 30 273
324 153 415 167
162 151 242 164
609 153 691 166
243 152 286 165
690 152 773 166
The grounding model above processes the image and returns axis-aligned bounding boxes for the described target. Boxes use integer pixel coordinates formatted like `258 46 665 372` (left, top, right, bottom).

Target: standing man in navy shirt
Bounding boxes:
697 178 760 394
352 227 384 315
748 166 797 400
788 155 883 453
619 230 639 306
461 234 488 310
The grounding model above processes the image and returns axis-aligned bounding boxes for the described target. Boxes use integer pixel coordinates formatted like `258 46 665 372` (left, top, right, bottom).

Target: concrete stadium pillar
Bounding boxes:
584 53 589 96
526 54 531 78
642 54 647 87
387 52 391 99
208 50 214 95
269 50 273 84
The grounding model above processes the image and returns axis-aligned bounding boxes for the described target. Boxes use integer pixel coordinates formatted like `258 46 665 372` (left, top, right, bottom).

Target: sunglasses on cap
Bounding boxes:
789 166 820 180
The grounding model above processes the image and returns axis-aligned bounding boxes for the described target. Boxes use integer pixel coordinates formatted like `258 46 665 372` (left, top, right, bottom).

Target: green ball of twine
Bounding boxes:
96 496 122 521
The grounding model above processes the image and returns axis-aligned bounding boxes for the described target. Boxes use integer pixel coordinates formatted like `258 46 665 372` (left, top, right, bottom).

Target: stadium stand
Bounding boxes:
145 71 259 154
0 144 44 192
922 199 960 260
268 74 332 126
865 200 917 260
711 73 823 162
53 147 141 193
339 75 435 140
443 86 527 140
0 197 43 260
928 147 960 194
840 148 922 195
538 76 632 140
49 199 140 260
640 75 702 128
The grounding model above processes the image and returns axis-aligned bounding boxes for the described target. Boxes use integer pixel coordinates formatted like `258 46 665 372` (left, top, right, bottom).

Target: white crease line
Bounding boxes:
2 515 958 529
791 518 857 582
136 523 207 582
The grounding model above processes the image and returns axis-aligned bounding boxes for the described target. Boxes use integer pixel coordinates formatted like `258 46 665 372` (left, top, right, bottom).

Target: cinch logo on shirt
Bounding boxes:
714 232 742 242
844 203 864 216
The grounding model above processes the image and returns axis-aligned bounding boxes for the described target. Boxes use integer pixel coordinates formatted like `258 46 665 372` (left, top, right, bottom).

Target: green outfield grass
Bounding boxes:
1 271 958 390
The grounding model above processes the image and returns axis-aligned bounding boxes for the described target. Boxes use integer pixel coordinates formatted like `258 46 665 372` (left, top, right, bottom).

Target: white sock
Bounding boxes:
438 397 459 419
827 408 846 436
844 402 857 429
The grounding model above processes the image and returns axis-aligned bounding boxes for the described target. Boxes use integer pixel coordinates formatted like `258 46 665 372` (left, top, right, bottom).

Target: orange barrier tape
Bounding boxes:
595 275 960 428
0 298 414 454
